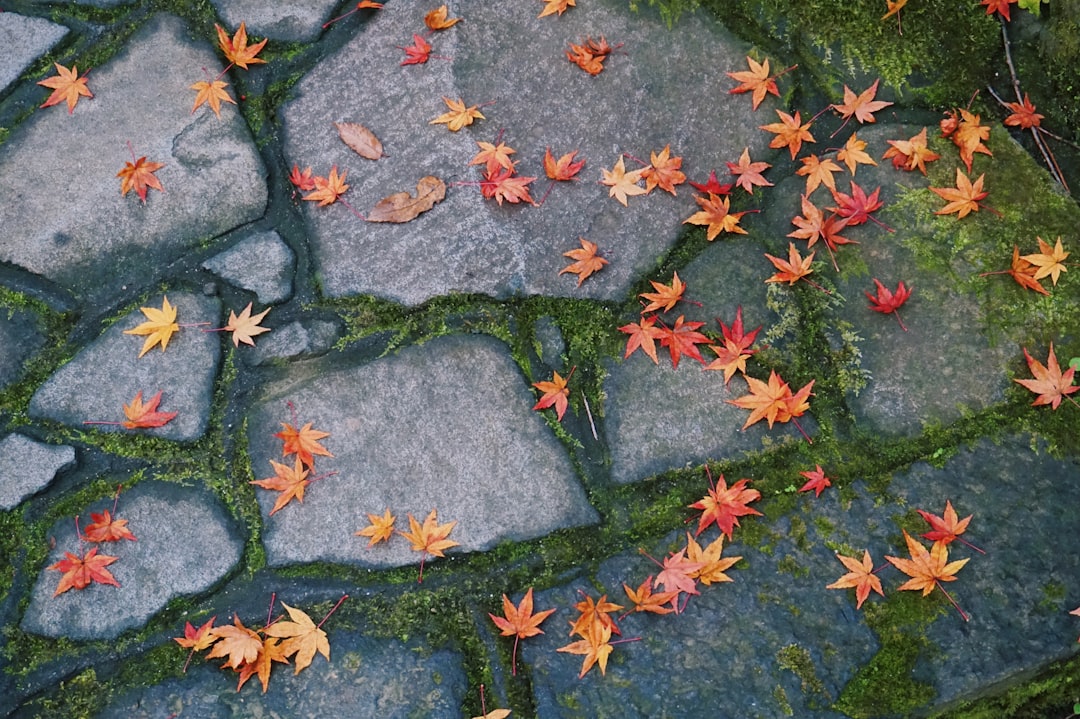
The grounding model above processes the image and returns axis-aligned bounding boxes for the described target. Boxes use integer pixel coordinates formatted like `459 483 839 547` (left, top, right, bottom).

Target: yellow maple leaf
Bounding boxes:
264 602 330 674
124 296 180 357
600 156 646 206
429 97 485 132
224 302 271 347
190 79 236 118
355 508 396 547
398 509 459 582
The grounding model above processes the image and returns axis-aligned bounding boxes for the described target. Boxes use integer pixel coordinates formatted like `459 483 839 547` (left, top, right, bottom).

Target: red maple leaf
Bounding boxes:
917 499 984 554
533 369 571 420
50 547 120 596
798 465 832 497
704 306 761 383
83 510 137 542
398 34 432 65
653 548 704 611
688 170 733 196
656 315 709 369
618 315 664 364
1004 93 1043 129
688 470 762 539
275 421 333 468
828 181 887 229
981 0 1018 21
481 167 537 206
865 278 912 331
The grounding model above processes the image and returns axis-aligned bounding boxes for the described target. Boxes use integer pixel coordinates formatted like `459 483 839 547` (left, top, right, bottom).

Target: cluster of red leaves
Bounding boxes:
828 500 981 619
250 407 334 515
354 507 459 582
175 593 346 693
50 486 135 596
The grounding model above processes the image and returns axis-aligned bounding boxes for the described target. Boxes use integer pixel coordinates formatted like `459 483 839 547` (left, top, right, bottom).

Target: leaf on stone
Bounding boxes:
727 370 814 430
429 97 485 131
917 500 973 546
704 306 761 384
1000 245 1050 295
117 155 166 204
216 22 267 69
49 547 120 596
726 147 772 194
560 238 608 286
38 63 93 113
224 303 271 347
489 588 556 677
639 271 685 313
557 620 612 677
235 636 289 693
424 4 461 30
836 132 877 175
190 79 236 117
795 154 843 196
1015 343 1079 409
683 193 750 240
289 165 316 191
622 575 677 615
1021 236 1068 285
765 243 816 286
726 56 781 110
355 508 396 547
833 79 893 124
941 108 992 173
113 390 178 429
303 166 350 207
688 473 762 539
653 548 704 608
600 156 646 206
657 315 709 369
399 33 432 65
84 509 137 542
618 315 663 364
250 458 311 516
175 616 217 651
882 127 940 174
274 421 333 468
567 593 623 639
124 296 180 357
335 122 384 160
689 169 733 196
207 615 263 669
538 0 575 18
826 550 884 609
533 370 570 421
642 144 686 195
828 181 884 227
865 278 912 331
797 465 832 497
471 140 517 174
886 531 969 599
1004 93 1043 129
264 602 330 675
480 168 537 206
366 176 446 222
930 169 988 218
544 148 585 181
759 109 815 160
399 509 459 582
685 532 741 585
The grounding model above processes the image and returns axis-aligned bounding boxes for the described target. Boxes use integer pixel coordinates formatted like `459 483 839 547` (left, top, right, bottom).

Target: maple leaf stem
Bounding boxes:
866 214 896 233
977 269 1009 277
893 311 908 332
317 593 350 629
638 547 664 569
871 562 891 574
322 7 360 29
82 420 124 426
112 484 122 515
610 636 642 646
809 105 833 125
181 647 197 673
178 322 212 328
829 116 852 139
337 196 367 220
982 203 1004 219
417 552 427 583
957 537 986 555
537 180 556 206
622 152 649 168
511 634 520 676
791 417 813 444
801 277 833 295
935 581 969 622
286 400 299 426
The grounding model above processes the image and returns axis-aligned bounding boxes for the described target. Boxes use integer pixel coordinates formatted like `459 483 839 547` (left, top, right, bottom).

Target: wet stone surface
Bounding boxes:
0 434 75 510
0 12 68 94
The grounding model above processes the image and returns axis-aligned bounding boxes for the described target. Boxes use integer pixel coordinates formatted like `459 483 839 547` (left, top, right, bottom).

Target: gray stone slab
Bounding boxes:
0 304 47 388
29 293 221 442
0 434 75 510
247 334 598 568
0 12 68 94
281 0 778 305
0 14 266 301
202 230 295 304
210 0 342 42
243 318 341 366
21 480 243 640
99 630 466 718
524 528 873 718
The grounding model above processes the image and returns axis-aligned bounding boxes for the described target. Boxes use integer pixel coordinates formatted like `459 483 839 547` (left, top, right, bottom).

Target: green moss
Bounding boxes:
934 653 1080 719
773 684 795 716
20 667 105 719
777 643 828 697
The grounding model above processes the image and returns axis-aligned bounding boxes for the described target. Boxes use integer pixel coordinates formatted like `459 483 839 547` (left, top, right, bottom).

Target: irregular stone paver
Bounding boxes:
244 317 342 366
525 530 873 718
0 434 75 510
29 293 221 442
100 631 466 718
247 334 598 567
0 305 46 388
281 0 775 305
202 230 295 304
0 13 68 94
0 14 266 301
211 0 342 42
22 480 243 640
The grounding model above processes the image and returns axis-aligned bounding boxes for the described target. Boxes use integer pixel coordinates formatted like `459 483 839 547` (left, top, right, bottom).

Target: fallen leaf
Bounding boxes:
50 547 120 596
250 458 311 516
557 620 613 677
190 79 236 117
544 148 585 181
264 603 330 675
538 0 575 18
882 0 908 21
471 140 517 174
836 132 877 175
235 636 289 693
688 473 762 539
117 155 166 204
683 193 750 240
1015 343 1079 409
833 79 893 124
685 532 741 585
886 530 969 597
216 22 267 69
335 122 384 160
618 315 664 364
288 165 316 191
622 575 677 615
120 390 179 429
639 271 685 313
124 296 179 357
828 181 884 226
174 616 217 652
366 175 447 221
567 593 623 638
560 238 608 286
981 0 1018 20
826 550 884 609
726 56 781 110
882 127 940 174
355 508 396 547
38 63 93 113
865 278 912 331
917 500 973 546
303 166 349 206
398 509 459 582
765 242 816 285
274 422 333 468
726 147 773 193
424 4 461 30
759 109 815 160
1021 236 1068 285
399 33 433 65
480 168 537 206
429 97 485 131
797 465 832 497
224 303 271 347
207 615 263 669
727 370 814 430
941 108 992 173
489 587 556 675
930 169 988 218
795 154 843 196
533 370 570 421
600 156 646 206
565 41 606 75
653 548 704 608
1004 93 1043 129
689 170 733 196
642 144 686 195
657 315 709 369
1004 245 1050 295
704 306 761 384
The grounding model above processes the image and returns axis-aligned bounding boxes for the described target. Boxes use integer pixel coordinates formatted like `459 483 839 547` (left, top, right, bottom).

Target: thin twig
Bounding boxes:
581 391 598 440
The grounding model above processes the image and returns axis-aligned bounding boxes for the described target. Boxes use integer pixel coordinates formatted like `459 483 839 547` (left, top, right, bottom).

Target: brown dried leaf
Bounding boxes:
366 176 446 223
334 122 384 161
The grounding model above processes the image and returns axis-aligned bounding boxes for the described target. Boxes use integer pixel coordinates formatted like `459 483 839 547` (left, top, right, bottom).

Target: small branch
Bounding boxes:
581 391 598 440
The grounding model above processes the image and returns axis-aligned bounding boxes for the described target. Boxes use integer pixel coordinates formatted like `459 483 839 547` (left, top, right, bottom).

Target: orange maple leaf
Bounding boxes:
480 167 537 206
930 169 988 218
470 140 516 174
567 592 623 639
250 457 311 516
216 22 267 69
123 297 179 357
727 370 814 430
1015 343 1079 410
886 531 970 619
657 315 709 369
726 147 773 193
83 509 137 542
639 271 685 313
38 63 93 113
303 166 349 206
836 132 877 175
430 97 485 131
224 303 271 347
399 33 433 65
986 245 1049 295
115 390 178 429
882 127 940 174
424 4 461 30
685 532 741 586
355 508 396 547
833 79 893 125
566 40 607 75
759 109 815 160
618 315 664 364
622 575 677 615
117 155 165 204
941 108 992 173
190 79 236 117
688 472 762 539
600 156 646 206
797 464 832 497
50 547 120 596
533 370 571 421
235 636 289 693
288 165 316 191
1021 236 1068 286
557 620 613 677
538 0 575 18
544 148 585 181
207 615 263 669
683 193 750 240
274 421 333 467
1004 93 1043 129
263 602 330 675
398 509 459 582
174 616 217 652
917 499 976 547
642 144 686 195
559 238 608 286
704 307 761 384
826 550 884 609
795 154 843 196
765 242 816 285
489 587 556 676
726 56 781 110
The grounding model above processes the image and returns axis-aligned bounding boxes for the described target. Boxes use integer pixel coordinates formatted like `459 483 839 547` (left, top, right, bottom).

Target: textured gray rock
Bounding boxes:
247 334 598 568
0 434 75 510
243 317 341 365
21 481 243 640
0 14 266 300
0 12 69 93
0 305 47 388
202 230 295 304
281 0 774 305
210 0 342 42
29 293 221 442
99 631 466 718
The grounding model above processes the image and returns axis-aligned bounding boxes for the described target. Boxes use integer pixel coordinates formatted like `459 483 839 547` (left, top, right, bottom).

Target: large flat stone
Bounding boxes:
0 14 267 302
0 434 75 510
247 334 598 568
280 0 778 305
0 12 68 94
202 229 295 305
29 293 221 442
21 480 244 640
211 0 342 42
0 304 47 389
